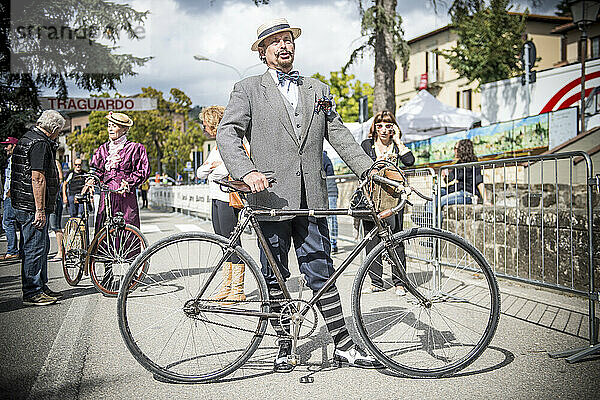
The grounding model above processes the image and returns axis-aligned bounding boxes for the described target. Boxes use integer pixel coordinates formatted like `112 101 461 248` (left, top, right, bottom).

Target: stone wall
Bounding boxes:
442 200 600 292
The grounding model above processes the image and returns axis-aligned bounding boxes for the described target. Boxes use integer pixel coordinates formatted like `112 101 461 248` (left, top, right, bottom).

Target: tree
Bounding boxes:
555 0 571 17
345 0 409 114
68 87 204 177
312 69 374 122
0 0 151 139
438 0 527 86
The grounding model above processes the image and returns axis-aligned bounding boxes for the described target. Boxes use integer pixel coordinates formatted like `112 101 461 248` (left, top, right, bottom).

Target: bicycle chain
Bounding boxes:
187 298 308 339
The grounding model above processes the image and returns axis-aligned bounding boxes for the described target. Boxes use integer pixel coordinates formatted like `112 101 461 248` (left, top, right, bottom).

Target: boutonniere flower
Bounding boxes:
314 95 336 116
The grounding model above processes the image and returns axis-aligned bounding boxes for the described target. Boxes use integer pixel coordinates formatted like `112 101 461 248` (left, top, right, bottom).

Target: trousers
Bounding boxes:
2 197 18 255
258 216 334 291
14 209 50 298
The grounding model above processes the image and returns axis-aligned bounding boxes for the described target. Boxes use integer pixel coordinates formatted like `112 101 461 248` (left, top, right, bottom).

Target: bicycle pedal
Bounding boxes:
287 355 298 366
299 376 314 384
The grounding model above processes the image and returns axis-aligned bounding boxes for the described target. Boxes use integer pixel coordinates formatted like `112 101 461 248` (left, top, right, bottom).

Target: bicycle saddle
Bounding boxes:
214 177 276 193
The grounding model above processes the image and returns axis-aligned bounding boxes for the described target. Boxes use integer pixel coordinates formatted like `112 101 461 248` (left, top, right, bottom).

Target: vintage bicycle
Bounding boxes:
117 161 500 382
62 173 149 296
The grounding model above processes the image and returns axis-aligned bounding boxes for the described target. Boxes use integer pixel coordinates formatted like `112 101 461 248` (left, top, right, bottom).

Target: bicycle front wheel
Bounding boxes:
117 232 269 383
352 227 500 378
62 217 85 286
88 224 148 296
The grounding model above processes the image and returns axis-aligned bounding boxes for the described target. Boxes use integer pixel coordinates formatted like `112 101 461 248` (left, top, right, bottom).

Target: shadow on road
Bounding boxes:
500 291 590 341
377 344 515 379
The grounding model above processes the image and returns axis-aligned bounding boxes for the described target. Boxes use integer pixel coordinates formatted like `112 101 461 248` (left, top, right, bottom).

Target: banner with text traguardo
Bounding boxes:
39 97 157 112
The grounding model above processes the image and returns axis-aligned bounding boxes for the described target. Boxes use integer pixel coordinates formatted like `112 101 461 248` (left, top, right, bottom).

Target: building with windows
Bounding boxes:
396 13 571 113
551 17 600 65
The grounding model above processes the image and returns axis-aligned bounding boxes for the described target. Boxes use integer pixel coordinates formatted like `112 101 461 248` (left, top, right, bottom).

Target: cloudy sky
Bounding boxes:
59 0 562 107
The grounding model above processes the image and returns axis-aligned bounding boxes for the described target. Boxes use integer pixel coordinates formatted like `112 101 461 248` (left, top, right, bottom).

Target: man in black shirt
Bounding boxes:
62 158 87 217
12 110 65 306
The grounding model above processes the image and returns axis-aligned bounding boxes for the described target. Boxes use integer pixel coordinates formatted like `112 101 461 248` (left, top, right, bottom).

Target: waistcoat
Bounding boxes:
11 128 59 213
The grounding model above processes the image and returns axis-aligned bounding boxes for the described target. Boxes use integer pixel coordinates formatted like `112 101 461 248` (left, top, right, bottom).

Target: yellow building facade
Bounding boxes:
396 14 571 114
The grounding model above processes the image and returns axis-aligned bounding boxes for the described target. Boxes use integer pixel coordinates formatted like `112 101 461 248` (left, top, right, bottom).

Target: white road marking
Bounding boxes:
140 224 161 233
175 224 203 232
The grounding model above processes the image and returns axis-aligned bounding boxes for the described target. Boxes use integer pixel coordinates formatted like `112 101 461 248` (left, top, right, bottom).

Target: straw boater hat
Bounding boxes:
251 18 301 51
106 111 133 127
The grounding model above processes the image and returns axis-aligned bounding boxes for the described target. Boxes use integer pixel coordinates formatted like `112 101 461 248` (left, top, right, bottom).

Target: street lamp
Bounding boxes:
568 0 600 133
193 55 262 79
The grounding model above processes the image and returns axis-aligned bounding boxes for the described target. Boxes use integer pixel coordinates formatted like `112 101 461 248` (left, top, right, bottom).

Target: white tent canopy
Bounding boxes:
327 90 481 167
395 90 482 143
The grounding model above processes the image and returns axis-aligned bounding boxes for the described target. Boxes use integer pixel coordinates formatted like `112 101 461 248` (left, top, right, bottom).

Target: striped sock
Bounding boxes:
268 286 289 337
316 285 353 351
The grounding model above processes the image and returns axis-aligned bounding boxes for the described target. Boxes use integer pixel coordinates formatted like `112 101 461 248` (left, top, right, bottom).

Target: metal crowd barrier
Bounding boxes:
149 184 211 218
148 153 597 361
437 151 598 362
402 167 437 228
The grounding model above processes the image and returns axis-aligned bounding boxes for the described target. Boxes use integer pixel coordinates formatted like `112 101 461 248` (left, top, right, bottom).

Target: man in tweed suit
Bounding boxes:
217 18 379 372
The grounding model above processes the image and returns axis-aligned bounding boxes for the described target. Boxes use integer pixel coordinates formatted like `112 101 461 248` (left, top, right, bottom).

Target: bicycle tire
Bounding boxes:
88 224 148 296
352 227 500 378
62 217 85 286
117 231 269 383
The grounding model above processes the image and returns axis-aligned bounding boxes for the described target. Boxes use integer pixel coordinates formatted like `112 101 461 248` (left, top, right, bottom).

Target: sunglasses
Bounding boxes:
375 123 394 130
74 164 82 166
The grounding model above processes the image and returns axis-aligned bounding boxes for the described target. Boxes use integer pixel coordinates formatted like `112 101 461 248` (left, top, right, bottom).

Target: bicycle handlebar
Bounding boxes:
371 173 401 188
370 172 433 202
83 173 129 194
215 176 277 194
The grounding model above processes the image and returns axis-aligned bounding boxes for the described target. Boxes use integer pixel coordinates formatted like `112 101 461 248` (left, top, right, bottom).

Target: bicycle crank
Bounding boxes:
279 299 318 340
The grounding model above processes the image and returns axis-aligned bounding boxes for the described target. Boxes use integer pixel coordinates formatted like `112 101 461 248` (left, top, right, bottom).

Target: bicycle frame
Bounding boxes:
82 184 124 273
194 204 431 321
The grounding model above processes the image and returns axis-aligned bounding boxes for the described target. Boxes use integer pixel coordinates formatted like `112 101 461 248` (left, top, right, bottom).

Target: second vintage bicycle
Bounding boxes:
62 173 149 296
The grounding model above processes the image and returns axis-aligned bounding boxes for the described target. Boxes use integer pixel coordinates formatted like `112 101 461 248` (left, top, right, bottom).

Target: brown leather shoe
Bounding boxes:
1 253 19 261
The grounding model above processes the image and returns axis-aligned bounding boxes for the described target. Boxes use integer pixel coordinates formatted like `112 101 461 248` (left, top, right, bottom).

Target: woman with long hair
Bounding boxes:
360 110 414 295
442 138 486 206
427 138 487 225
196 106 245 302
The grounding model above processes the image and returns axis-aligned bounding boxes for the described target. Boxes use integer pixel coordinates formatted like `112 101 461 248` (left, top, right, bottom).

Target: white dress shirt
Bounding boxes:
269 68 299 109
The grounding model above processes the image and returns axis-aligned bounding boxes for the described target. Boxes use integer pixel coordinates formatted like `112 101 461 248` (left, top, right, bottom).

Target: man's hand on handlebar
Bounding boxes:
243 171 271 193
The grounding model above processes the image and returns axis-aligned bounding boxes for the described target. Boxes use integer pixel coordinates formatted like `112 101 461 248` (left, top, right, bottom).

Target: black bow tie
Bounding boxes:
276 70 300 86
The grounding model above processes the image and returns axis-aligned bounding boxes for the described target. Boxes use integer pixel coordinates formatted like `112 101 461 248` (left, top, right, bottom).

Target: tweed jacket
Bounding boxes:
217 70 373 211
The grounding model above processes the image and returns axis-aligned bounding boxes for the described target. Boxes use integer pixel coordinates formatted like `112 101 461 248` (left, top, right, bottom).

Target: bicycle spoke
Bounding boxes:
354 229 499 377
118 232 267 382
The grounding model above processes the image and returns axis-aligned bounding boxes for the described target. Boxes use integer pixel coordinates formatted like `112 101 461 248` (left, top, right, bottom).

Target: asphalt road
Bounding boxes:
0 208 598 400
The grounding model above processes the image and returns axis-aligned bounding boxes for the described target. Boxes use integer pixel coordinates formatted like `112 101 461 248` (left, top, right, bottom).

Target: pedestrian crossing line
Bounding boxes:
140 224 161 233
174 224 204 232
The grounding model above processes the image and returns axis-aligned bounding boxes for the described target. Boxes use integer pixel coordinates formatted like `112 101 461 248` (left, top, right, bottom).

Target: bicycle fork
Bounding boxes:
382 234 432 308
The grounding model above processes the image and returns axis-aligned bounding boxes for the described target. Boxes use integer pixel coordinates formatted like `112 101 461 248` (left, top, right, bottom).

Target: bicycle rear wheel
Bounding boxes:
88 224 148 296
62 217 85 286
352 227 500 377
117 232 269 383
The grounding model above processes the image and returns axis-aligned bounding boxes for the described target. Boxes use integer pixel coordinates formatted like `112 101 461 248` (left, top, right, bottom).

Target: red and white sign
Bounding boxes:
39 97 157 112
481 59 600 123
418 73 428 90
